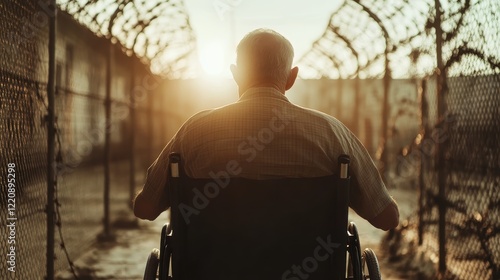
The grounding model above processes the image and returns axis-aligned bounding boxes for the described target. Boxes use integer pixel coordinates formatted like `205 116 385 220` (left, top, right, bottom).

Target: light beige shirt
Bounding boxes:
141 87 392 220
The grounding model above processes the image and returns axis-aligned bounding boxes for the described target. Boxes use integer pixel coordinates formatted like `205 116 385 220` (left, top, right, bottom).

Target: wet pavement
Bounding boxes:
55 187 416 280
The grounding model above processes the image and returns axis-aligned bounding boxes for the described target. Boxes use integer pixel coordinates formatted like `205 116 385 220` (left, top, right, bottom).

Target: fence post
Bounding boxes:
380 53 391 178
352 77 361 136
418 78 428 246
103 40 113 239
129 57 136 209
434 0 447 274
46 0 57 279
148 86 154 163
160 85 167 149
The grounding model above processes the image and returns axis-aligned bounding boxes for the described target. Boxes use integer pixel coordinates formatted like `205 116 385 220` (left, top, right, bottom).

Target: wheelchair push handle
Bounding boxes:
338 154 350 179
169 153 181 178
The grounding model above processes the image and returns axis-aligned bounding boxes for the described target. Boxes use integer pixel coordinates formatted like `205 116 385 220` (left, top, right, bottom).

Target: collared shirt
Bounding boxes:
141 87 393 220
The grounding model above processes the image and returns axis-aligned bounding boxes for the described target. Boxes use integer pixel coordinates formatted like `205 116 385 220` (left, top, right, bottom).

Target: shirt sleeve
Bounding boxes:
138 137 175 210
137 109 211 211
343 126 394 220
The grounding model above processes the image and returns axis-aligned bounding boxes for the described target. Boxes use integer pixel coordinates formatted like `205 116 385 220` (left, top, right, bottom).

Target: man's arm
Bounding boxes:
133 145 172 220
133 190 168 221
339 121 400 231
133 110 203 220
368 197 399 231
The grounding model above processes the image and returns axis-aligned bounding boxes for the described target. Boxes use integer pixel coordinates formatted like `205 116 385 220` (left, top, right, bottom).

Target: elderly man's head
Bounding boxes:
231 29 298 94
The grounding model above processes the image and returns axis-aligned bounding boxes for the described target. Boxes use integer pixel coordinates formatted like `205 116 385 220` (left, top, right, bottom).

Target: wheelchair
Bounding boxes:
143 153 381 280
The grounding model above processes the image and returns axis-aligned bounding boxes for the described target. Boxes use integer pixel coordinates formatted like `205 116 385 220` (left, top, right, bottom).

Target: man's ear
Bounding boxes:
285 66 299 91
230 64 240 85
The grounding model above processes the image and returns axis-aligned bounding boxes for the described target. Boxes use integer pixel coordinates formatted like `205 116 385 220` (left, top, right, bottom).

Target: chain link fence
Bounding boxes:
0 0 195 279
1 1 51 278
417 1 500 279
388 1 500 279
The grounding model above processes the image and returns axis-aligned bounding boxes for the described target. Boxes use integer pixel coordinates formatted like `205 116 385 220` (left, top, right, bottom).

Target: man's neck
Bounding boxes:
239 82 285 96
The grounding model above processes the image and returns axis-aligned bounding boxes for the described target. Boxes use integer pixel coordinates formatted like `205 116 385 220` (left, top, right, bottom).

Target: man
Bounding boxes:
134 28 399 231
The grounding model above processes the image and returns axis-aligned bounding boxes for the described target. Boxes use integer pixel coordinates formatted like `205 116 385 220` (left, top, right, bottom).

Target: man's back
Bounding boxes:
174 87 343 179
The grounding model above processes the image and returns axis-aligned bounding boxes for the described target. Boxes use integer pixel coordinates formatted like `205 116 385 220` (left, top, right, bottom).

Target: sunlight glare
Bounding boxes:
199 41 229 77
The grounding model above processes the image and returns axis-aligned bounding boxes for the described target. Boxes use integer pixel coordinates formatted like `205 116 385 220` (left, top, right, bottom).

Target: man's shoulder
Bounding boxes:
180 103 238 129
181 109 216 128
291 103 344 126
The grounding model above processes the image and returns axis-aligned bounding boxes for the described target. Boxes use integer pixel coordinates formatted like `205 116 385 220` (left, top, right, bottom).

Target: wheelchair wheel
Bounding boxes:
362 248 381 280
144 248 160 280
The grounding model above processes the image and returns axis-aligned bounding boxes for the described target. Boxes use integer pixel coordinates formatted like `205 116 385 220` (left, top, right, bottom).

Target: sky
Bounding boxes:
184 0 344 77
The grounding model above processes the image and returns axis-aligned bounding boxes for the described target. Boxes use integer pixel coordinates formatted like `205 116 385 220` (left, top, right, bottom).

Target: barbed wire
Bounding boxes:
57 0 199 78
297 0 434 79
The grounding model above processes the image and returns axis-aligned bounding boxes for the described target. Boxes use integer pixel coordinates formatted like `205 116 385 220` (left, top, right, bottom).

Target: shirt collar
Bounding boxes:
238 87 290 103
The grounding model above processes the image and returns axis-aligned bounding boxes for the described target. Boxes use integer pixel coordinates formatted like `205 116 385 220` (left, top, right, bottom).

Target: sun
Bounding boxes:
198 41 230 77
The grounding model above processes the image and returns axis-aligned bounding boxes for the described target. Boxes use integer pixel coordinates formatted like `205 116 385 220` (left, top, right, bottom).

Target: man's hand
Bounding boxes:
369 198 400 231
133 191 167 221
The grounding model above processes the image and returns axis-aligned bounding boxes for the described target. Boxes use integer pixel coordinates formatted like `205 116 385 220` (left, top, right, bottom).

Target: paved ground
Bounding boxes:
55 187 416 280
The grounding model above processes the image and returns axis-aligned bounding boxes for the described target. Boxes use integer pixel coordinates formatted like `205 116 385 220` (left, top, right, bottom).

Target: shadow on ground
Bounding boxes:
56 186 421 280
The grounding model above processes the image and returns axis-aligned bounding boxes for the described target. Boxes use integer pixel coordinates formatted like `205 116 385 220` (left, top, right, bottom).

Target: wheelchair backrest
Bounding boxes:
168 153 350 280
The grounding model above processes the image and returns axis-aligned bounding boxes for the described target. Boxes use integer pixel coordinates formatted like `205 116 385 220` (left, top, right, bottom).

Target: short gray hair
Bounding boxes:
236 29 294 85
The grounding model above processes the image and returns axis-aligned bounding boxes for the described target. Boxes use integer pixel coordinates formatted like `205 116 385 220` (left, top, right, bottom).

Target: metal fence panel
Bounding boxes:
1 1 51 278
